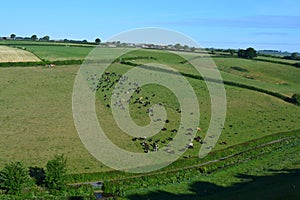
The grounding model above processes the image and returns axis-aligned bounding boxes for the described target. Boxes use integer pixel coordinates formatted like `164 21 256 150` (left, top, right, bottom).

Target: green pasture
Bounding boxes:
125 138 300 200
0 47 299 177
17 45 94 61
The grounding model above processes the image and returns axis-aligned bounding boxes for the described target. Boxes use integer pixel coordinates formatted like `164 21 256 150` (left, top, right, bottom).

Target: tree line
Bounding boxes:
2 33 101 44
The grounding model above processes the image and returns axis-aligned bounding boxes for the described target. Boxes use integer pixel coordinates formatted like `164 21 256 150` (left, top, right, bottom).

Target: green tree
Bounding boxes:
31 35 38 41
183 45 189 51
229 49 235 56
290 52 299 60
95 38 101 44
245 47 257 59
10 34 16 39
45 154 67 190
174 43 181 50
238 47 257 59
291 94 300 105
237 49 246 58
42 35 50 41
0 162 31 195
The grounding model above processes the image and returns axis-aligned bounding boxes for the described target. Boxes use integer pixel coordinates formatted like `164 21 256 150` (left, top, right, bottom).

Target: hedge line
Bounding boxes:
66 129 300 184
0 59 84 67
185 72 295 104
5 43 96 48
119 61 296 105
50 59 83 65
0 61 45 67
179 55 233 64
102 137 299 196
254 58 296 67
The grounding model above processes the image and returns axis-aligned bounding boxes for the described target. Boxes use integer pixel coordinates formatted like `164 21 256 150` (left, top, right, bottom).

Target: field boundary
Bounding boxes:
107 136 294 183
67 129 300 184
119 61 296 105
78 134 299 195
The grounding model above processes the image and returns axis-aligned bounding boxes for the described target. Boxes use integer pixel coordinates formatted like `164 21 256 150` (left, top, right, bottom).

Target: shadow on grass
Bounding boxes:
127 169 300 200
29 166 46 186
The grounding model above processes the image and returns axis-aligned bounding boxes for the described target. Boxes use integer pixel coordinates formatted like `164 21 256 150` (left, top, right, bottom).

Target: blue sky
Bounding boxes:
1 0 300 52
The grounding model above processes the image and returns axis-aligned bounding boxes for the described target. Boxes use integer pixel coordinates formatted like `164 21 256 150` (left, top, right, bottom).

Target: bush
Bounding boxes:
45 154 67 191
295 62 300 68
291 94 300 105
0 162 32 195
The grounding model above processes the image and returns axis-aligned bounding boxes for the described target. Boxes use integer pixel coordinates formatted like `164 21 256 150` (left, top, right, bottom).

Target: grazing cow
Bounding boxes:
171 129 177 133
185 132 192 136
153 143 159 152
194 136 202 142
144 143 150 153
161 128 167 131
167 150 175 154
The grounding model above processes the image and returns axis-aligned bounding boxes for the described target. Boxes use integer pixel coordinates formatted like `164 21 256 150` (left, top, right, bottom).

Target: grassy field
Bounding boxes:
0 65 106 173
0 40 95 61
15 45 94 61
213 57 300 95
1 47 299 177
95 50 300 157
118 50 300 96
125 138 300 199
0 45 40 62
256 55 298 64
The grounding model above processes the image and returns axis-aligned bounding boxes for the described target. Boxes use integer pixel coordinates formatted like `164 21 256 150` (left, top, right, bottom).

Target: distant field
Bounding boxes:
0 47 299 176
256 56 297 64
0 40 96 47
16 45 94 61
118 50 300 96
0 45 40 62
212 57 300 96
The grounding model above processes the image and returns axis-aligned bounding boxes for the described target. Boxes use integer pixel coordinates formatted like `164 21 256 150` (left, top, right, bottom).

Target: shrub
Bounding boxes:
0 162 32 195
45 154 67 191
291 94 300 105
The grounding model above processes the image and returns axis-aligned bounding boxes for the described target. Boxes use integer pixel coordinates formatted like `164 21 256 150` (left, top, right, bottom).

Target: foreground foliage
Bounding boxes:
0 162 31 195
45 155 67 191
